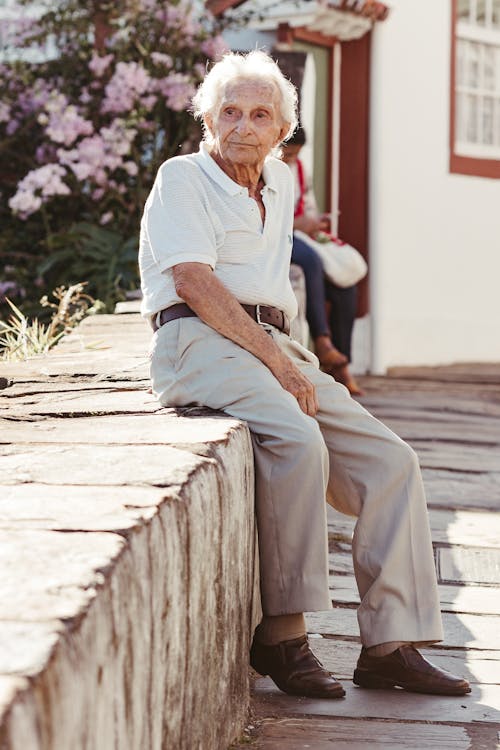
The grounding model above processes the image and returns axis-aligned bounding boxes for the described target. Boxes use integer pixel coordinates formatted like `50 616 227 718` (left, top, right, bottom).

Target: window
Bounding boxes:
451 0 500 176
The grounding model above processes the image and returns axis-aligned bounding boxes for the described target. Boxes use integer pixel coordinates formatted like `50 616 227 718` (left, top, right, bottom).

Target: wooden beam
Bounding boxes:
205 0 246 16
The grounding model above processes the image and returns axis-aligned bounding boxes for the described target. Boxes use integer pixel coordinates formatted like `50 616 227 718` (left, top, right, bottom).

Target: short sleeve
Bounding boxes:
143 159 219 272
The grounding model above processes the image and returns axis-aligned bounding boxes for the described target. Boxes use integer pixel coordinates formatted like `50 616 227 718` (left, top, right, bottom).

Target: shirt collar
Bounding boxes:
197 141 279 195
262 159 279 193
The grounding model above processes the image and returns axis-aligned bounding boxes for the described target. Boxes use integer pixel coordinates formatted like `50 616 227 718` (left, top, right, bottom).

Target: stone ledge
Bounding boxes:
0 313 260 749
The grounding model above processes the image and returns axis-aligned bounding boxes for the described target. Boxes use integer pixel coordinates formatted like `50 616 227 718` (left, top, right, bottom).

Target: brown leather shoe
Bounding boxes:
353 645 471 696
250 635 345 699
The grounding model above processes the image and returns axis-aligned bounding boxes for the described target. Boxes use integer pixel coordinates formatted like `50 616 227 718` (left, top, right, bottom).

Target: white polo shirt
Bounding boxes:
139 142 298 322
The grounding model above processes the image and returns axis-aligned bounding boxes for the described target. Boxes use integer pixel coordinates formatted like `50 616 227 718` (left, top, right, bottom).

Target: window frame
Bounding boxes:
450 0 500 177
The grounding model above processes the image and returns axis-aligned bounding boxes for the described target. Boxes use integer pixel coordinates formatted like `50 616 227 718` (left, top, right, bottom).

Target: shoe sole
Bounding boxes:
251 660 346 699
272 678 346 700
353 668 472 696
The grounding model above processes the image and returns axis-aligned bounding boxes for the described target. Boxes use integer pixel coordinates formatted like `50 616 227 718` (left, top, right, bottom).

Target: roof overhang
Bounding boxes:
206 0 390 33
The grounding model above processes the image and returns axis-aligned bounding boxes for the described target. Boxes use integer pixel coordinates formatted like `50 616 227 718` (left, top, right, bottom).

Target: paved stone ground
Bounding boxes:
249 365 500 750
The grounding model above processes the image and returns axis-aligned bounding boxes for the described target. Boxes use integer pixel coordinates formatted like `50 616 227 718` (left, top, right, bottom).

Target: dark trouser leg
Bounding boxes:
324 281 357 361
291 235 330 339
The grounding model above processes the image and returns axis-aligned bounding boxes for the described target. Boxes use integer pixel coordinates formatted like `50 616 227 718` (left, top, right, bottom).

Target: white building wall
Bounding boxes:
0 0 56 62
369 0 500 372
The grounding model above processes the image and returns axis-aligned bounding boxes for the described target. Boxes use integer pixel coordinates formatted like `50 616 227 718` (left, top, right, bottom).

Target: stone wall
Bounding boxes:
0 313 261 749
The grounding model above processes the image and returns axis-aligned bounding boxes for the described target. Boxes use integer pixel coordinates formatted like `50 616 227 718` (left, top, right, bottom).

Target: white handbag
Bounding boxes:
294 230 368 288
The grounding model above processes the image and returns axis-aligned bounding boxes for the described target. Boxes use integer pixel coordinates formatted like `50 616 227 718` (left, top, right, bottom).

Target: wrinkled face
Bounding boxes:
205 79 289 168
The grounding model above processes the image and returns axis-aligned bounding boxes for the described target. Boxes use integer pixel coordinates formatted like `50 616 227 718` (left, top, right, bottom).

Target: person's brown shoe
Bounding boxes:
353 645 471 696
318 349 348 371
250 635 345 699
333 364 365 396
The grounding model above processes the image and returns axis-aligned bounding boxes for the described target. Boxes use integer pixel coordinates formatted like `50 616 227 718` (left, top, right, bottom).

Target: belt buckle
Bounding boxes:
255 304 264 326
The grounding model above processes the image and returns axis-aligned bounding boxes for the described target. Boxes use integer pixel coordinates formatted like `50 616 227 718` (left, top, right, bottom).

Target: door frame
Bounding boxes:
278 24 371 317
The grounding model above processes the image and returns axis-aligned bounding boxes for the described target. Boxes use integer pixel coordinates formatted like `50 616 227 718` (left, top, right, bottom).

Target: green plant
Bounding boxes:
38 222 139 310
0 282 103 360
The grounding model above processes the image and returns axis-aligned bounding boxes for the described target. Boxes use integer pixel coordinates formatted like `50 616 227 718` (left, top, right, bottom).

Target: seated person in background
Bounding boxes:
282 127 364 396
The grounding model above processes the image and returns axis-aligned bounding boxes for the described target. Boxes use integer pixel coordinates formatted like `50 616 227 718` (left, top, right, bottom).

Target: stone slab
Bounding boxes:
329 574 359 605
305 638 499 685
377 417 500 446
0 484 167 532
0 391 160 419
114 301 142 314
358 405 500 426
329 573 500 616
79 314 145 328
422 469 500 511
428 509 500 549
0 442 211 487
328 553 354 576
411 441 500 473
386 363 500 384
437 583 500 616
252 678 500 724
0 530 125 624
253 717 473 749
438 547 500 585
327 508 356 540
305 608 500 650
0 381 148 398
0 676 30 720
329 507 500 550
0 621 64 676
0 412 242 448
361 390 500 419
0 353 149 382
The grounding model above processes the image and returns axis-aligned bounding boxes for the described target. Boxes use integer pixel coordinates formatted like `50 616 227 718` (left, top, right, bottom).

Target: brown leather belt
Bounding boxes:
152 302 290 335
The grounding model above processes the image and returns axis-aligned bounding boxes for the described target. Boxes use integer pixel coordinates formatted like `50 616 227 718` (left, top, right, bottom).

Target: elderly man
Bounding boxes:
139 51 470 699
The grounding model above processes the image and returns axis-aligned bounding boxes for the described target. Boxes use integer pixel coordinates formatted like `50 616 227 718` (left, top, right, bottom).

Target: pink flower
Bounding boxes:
9 164 70 218
40 92 93 146
194 62 207 79
6 119 19 135
158 2 202 37
100 211 113 225
0 102 10 123
59 136 108 180
151 52 173 68
140 94 157 111
102 61 151 114
101 119 137 156
41 169 71 199
9 191 43 218
58 120 137 186
18 80 52 115
155 73 195 112
201 35 228 61
79 88 93 104
92 187 105 201
0 280 22 300
89 53 114 77
123 161 138 176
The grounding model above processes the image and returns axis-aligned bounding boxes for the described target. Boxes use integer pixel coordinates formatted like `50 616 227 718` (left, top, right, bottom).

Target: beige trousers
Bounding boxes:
150 317 444 648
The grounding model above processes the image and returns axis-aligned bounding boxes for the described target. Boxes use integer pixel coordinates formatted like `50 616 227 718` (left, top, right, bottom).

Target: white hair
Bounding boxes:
191 50 298 154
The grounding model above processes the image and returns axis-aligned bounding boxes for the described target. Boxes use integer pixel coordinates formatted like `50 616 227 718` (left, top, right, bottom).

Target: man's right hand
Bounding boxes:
271 354 319 417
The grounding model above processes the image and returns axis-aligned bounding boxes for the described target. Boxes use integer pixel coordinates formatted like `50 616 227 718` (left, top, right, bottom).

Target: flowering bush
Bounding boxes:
0 0 231 315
